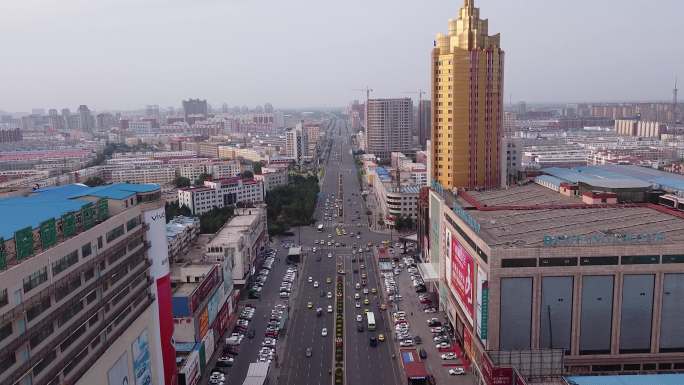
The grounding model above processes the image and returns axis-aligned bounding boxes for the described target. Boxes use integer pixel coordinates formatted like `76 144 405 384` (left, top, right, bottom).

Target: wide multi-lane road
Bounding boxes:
280 118 403 385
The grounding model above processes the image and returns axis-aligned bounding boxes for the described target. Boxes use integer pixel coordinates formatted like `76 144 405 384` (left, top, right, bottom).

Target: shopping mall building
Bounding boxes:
426 181 684 381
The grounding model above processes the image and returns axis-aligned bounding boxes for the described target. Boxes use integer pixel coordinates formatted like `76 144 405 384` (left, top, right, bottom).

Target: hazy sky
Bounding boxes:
0 0 682 112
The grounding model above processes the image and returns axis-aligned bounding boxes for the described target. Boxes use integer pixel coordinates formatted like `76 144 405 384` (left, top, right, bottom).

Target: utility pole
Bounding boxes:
674 76 679 123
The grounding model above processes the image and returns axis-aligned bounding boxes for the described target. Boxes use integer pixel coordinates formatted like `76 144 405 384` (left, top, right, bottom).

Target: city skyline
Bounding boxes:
1 0 683 112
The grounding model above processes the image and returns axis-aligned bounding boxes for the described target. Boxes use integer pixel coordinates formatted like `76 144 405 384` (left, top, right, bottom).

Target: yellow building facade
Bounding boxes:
431 0 504 189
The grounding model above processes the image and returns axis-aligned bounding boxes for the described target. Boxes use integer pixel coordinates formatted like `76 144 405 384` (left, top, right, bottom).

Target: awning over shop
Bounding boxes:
417 263 439 282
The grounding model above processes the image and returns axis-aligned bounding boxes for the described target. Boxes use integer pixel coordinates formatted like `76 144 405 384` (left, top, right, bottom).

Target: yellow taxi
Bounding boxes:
363 298 370 305
371 288 377 294
364 308 370 313
378 334 385 342
307 302 313 309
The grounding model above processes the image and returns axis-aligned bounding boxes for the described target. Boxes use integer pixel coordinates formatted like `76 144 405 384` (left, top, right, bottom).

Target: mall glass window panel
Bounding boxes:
540 276 573 354
660 273 684 352
579 275 614 355
619 274 654 353
499 277 533 350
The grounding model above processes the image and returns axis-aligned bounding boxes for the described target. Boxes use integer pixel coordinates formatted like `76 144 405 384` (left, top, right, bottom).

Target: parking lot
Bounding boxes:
387 255 475 385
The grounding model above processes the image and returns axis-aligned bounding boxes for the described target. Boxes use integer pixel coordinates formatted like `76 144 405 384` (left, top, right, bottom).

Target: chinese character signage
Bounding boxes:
15 226 34 260
450 236 474 318
62 212 76 237
40 218 57 249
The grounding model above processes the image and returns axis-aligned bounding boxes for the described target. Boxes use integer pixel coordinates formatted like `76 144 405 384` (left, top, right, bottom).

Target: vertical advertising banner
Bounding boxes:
198 307 209 340
450 236 475 322
476 268 489 342
132 329 153 385
144 206 176 385
108 353 131 385
444 228 453 284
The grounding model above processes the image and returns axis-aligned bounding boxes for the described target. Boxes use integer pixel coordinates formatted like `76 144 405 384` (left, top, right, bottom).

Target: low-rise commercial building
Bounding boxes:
205 207 268 286
166 216 200 263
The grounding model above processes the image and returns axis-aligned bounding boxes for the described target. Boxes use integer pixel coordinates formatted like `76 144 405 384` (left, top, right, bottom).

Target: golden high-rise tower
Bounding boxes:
430 0 504 189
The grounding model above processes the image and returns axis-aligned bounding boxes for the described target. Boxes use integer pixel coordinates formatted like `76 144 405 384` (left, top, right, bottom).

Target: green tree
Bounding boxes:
173 176 191 188
252 161 263 175
194 173 211 186
84 176 106 187
265 174 320 235
242 170 254 179
165 202 192 222
199 206 235 233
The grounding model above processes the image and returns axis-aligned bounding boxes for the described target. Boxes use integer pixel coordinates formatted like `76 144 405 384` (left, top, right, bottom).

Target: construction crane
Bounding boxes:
352 87 373 103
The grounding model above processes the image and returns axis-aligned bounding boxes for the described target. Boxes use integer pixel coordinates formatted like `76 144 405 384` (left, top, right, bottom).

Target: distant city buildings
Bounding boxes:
418 99 431 148
182 98 208 124
285 123 309 165
365 98 413 161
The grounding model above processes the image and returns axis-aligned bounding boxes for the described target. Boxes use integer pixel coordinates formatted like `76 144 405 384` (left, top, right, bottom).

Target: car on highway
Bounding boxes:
308 276 313 283
356 314 363 322
355 302 361 308
307 302 313 309
363 288 369 294
355 283 361 290
327 305 333 313
313 281 319 288
371 288 377 294
327 291 332 298
305 347 312 357
321 328 328 336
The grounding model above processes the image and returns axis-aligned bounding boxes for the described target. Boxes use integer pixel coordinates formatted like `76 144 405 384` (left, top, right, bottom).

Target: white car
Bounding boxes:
327 292 333 298
441 353 457 360
355 302 361 308
312 247 317 252
356 314 363 322
449 368 466 375
308 276 313 283
354 293 361 299
313 281 319 288
321 328 328 336
399 340 415 347
363 288 369 294
327 305 333 313
328 253 333 258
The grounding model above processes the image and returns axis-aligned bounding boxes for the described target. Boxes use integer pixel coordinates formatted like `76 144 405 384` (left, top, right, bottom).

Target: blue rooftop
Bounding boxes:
542 166 652 189
0 183 159 240
566 374 684 385
535 174 565 189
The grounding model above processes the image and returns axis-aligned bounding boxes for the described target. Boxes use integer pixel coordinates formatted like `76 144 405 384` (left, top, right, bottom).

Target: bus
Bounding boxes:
367 312 376 331
317 224 324 232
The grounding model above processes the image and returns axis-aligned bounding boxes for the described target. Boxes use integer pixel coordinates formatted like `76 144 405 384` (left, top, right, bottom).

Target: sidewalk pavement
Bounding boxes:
392 265 476 385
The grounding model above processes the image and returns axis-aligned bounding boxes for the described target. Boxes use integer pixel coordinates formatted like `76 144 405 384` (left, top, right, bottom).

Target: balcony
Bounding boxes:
0 226 147 326
0 255 151 385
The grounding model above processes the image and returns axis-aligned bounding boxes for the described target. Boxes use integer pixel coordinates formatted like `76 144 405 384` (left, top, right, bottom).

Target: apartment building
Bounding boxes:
0 183 176 385
367 165 421 224
177 177 264 215
255 167 288 193
110 165 176 185
178 161 241 182
366 98 413 161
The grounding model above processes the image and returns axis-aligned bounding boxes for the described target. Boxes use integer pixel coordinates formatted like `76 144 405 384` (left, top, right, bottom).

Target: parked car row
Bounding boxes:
260 303 288 362
279 266 297 298
249 249 277 298
393 311 421 347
